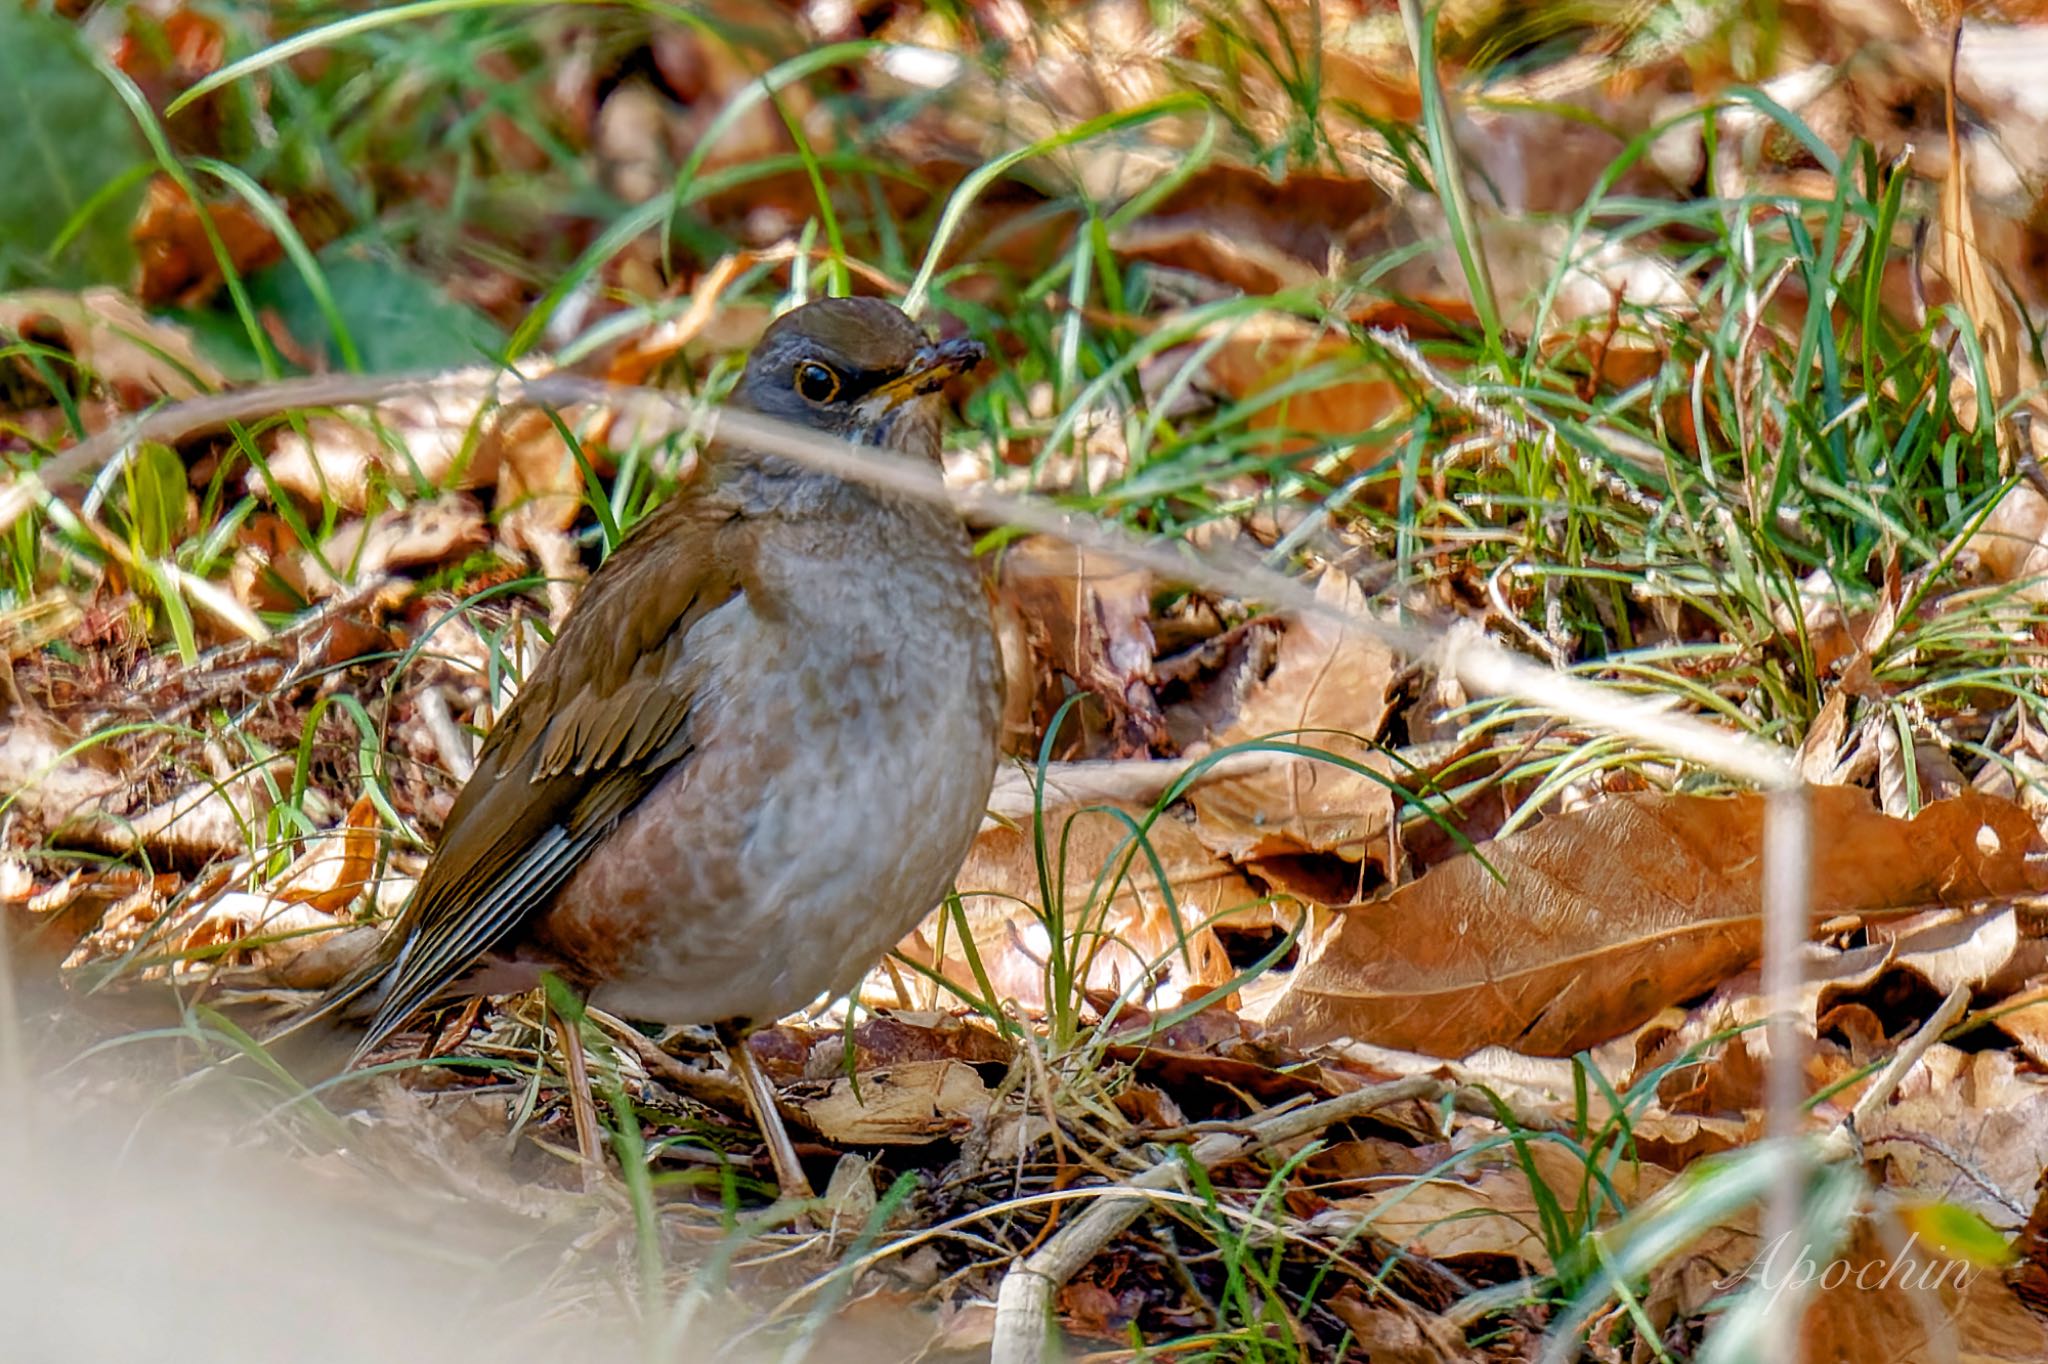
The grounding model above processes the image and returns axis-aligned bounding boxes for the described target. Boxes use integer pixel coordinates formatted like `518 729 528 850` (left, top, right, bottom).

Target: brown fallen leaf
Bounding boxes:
154 896 355 983
481 405 585 621
1964 475 2048 604
272 793 380 914
745 1011 1012 1083
1316 1137 1668 1274
233 495 489 608
896 801 1276 1013
1866 1045 2048 1229
786 1059 990 1145
0 289 223 400
1624 907 2039 1166
1270 788 2048 1056
1193 311 1414 475
131 175 284 309
1327 1285 1476 1364
1800 1216 2048 1363
1183 568 1400 862
1110 165 1397 295
258 385 511 510
1929 26 2031 460
998 535 1166 758
0 698 129 832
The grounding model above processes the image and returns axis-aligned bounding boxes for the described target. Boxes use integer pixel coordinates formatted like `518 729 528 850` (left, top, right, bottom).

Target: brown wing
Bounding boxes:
354 491 748 1058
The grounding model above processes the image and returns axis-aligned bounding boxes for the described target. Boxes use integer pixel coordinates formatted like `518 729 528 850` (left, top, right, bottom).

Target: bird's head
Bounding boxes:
733 296 985 458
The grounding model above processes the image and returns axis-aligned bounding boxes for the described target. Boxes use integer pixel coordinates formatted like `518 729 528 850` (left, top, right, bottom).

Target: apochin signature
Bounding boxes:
1716 1230 1982 1299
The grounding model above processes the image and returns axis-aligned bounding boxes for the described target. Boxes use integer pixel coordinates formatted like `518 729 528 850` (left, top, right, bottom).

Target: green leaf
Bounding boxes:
0 8 151 288
118 441 189 559
1901 1200 2016 1269
250 249 506 372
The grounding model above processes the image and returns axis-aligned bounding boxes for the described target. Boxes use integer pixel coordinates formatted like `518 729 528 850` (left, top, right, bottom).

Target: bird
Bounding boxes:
303 296 1003 1200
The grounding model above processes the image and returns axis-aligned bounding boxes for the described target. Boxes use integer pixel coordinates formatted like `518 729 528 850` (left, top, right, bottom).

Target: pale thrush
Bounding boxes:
322 296 1001 1197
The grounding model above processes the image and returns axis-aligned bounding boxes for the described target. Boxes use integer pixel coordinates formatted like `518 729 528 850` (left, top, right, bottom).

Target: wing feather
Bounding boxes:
348 492 746 1055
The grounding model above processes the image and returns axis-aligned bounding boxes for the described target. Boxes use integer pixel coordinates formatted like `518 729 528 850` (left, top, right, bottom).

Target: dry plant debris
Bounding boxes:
10 1 2048 1361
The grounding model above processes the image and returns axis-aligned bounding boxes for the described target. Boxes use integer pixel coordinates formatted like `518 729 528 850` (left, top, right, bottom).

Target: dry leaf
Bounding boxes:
1194 312 1414 473
1111 165 1395 294
1317 1138 1667 1274
1624 907 2037 1164
272 793 380 914
788 1059 989 1145
1801 1216 2048 1362
1965 475 2048 603
1931 30 2028 454
897 802 1273 1012
0 703 129 830
1270 789 2048 1056
1328 1286 1475 1364
999 535 1166 757
1185 568 1399 861
131 175 284 309
0 289 223 399
1867 1045 2048 1228
234 495 489 608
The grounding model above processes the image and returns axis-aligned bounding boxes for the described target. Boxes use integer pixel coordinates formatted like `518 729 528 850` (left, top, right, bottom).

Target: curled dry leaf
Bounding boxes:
1271 788 2048 1057
481 405 587 621
1191 311 1414 476
746 1011 1012 1083
1638 1202 2048 1361
0 289 223 400
1874 715 1972 818
1183 567 1399 862
233 495 489 609
894 801 1275 1013
257 371 600 521
1327 1286 1476 1364
272 793 380 914
1965 471 2048 603
261 387 502 510
1865 1044 2048 1230
1624 906 2041 1165
1314 1138 1667 1275
150 895 355 984
786 1059 990 1146
1798 1216 2048 1364
131 175 284 309
66 791 394 987
0 702 128 831
998 535 1166 757
1110 166 1397 295
1930 37 2033 455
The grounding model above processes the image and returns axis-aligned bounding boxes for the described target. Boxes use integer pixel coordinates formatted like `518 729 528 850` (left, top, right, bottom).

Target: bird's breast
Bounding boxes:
531 501 1002 1025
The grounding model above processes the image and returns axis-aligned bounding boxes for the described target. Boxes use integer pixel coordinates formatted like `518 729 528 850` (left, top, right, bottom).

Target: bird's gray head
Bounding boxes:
733 297 985 458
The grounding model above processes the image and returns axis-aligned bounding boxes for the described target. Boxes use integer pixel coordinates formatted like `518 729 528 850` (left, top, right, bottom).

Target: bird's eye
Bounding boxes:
793 360 841 404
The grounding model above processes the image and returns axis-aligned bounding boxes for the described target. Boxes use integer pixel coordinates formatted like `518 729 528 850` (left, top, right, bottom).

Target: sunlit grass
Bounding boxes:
6 2 2048 1360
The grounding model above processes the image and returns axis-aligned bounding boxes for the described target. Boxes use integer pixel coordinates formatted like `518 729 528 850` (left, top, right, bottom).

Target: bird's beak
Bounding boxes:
868 336 986 409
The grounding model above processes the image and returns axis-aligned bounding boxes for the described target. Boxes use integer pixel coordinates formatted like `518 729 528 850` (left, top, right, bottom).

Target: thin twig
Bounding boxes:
988 1074 1440 1364
984 752 1274 826
10 368 1800 791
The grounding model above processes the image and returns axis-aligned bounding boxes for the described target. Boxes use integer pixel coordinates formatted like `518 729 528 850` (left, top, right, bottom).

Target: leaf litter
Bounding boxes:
12 3 2048 1362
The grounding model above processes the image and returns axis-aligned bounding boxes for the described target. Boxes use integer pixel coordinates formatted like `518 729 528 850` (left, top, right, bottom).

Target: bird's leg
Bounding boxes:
550 1005 607 1177
717 1021 815 1203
